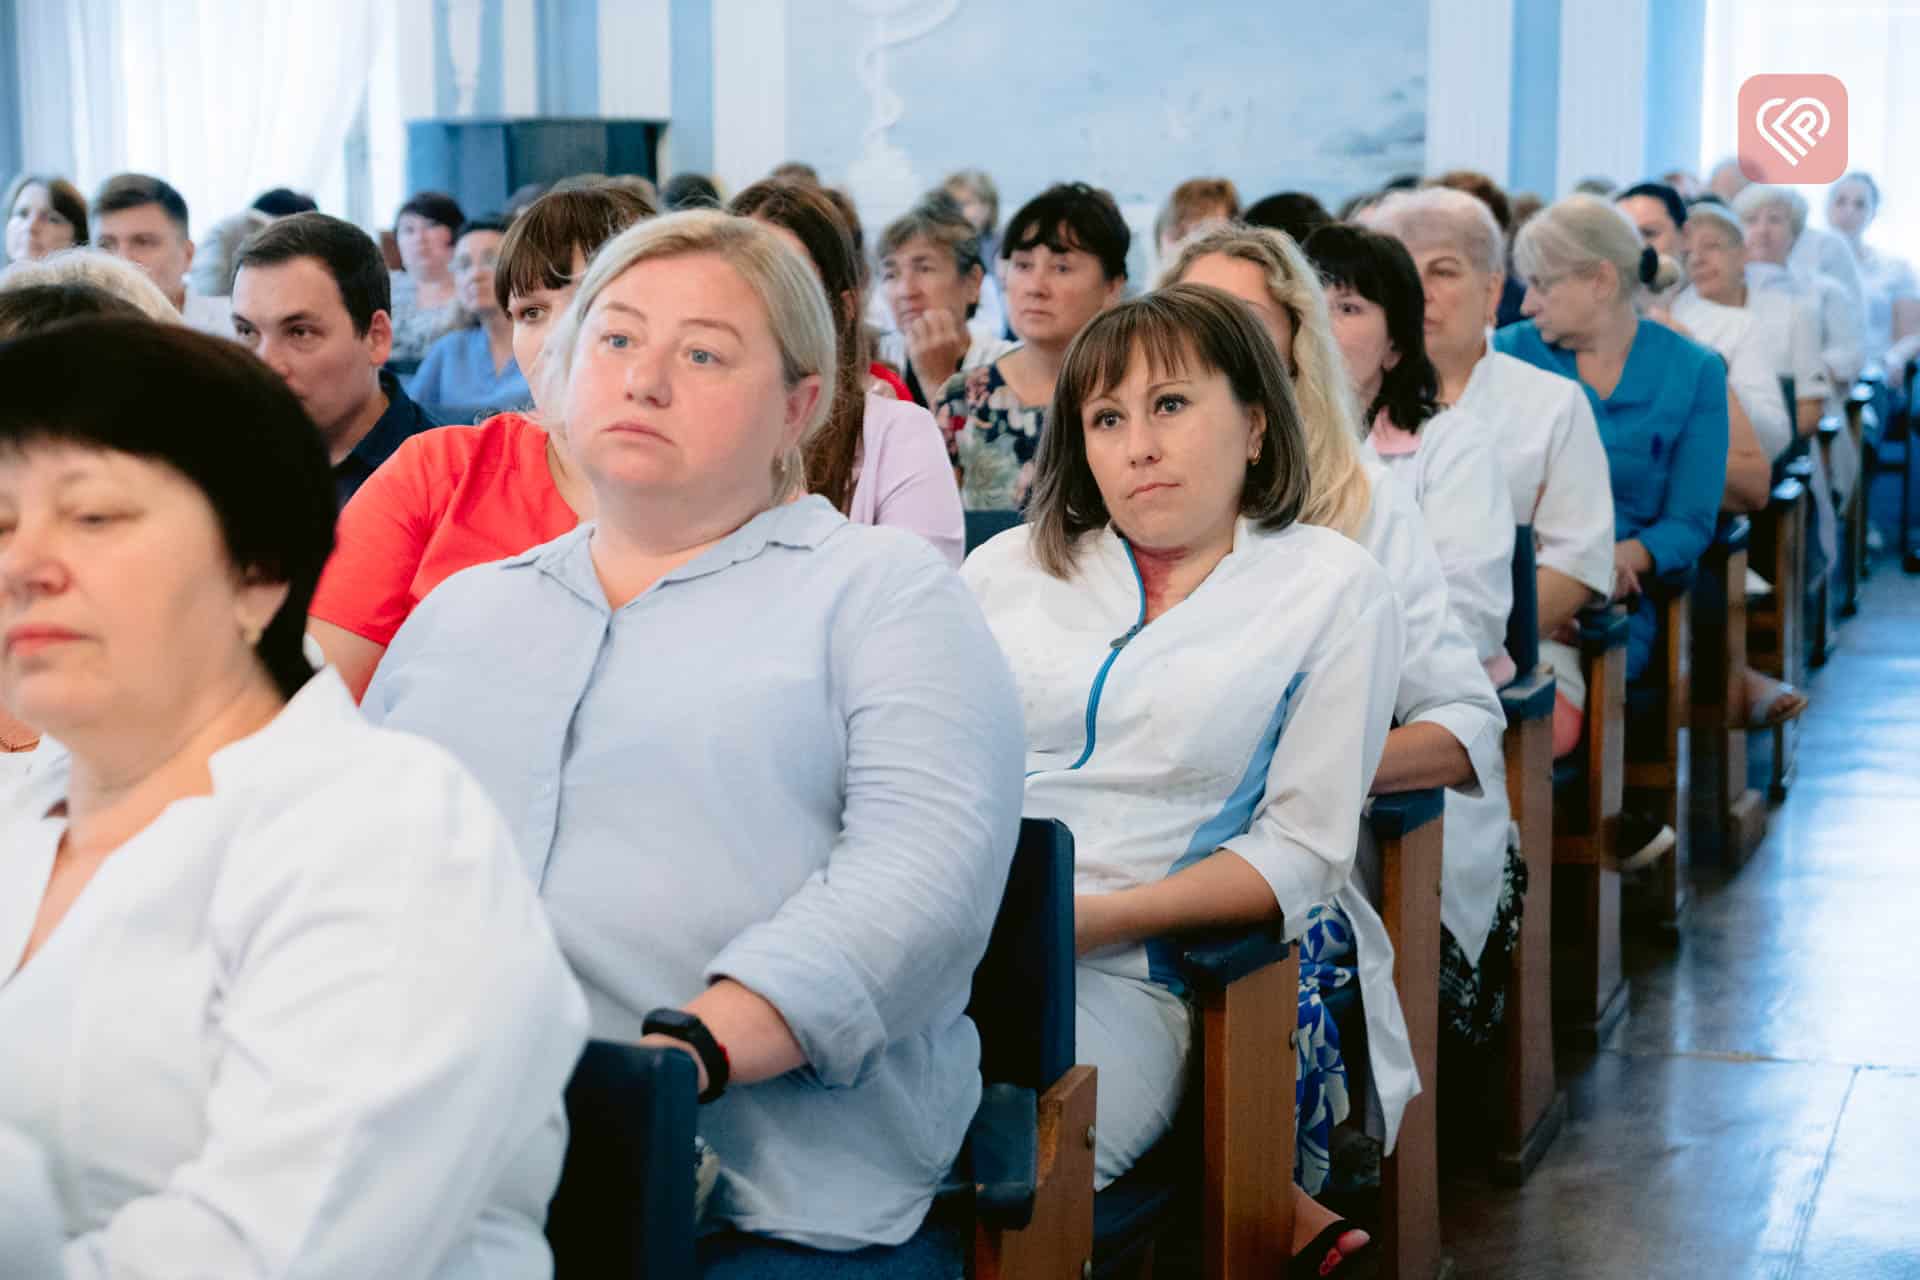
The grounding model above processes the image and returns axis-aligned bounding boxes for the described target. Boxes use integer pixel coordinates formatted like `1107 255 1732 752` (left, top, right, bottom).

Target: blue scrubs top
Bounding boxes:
1495 316 1729 577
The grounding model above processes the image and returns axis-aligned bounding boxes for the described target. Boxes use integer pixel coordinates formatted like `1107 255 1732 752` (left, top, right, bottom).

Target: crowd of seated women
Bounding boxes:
0 149 1909 1278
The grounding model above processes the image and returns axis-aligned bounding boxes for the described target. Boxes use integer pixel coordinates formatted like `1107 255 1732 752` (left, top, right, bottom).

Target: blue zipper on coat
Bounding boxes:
1054 541 1147 773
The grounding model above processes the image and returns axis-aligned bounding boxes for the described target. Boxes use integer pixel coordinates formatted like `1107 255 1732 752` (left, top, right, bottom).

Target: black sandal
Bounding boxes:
1288 1219 1381 1279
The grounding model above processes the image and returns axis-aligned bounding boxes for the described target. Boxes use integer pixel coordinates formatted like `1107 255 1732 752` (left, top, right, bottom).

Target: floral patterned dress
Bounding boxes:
933 356 1050 511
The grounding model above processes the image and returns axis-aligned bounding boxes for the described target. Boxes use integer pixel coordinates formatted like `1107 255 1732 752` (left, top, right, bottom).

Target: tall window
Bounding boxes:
1703 0 1920 250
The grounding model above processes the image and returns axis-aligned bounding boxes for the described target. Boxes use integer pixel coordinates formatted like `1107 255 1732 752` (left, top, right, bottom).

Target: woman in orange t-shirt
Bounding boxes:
309 182 655 698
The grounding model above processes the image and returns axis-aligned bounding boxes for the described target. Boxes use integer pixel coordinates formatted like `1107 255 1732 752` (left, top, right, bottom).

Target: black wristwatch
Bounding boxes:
642 1008 731 1104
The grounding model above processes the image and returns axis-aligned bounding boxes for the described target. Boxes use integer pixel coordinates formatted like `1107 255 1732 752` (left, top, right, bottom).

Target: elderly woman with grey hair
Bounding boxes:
1362 187 1617 759
875 195 1015 406
1736 184 1866 399
1 247 180 322
365 210 1025 1276
1496 195 1731 672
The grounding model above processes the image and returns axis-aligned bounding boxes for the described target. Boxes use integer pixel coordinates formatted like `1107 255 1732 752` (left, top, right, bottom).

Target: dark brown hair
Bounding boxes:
1027 283 1310 578
92 173 190 235
493 183 656 311
729 179 866 514
235 213 390 337
0 319 336 698
4 174 90 249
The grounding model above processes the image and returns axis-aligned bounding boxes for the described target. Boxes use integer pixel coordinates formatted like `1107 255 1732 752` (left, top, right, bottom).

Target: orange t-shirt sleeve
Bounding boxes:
309 432 447 648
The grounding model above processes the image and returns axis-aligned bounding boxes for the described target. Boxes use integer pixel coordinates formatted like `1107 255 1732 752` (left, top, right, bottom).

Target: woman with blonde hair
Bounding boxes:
1161 228 1522 1130
366 210 1024 1275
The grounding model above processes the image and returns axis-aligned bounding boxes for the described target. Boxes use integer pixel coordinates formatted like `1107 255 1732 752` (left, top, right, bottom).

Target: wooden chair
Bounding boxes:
1369 789 1447 1280
965 510 1023 556
1803 433 1836 668
1092 927 1300 1279
1888 356 1920 574
1749 470 1808 801
1623 570 1694 935
547 1041 700 1278
1492 527 1563 1184
1839 382 1876 614
1552 607 1630 1048
1687 517 1767 869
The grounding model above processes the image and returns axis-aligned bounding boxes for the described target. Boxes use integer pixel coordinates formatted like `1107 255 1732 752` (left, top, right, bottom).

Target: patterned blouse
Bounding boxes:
388 271 464 366
933 354 1049 511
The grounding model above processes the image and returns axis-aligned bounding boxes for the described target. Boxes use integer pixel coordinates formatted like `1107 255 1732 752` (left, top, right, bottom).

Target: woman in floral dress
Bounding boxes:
934 182 1128 509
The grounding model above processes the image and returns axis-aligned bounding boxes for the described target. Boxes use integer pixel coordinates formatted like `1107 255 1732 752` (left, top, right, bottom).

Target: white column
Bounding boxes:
600 0 673 118
711 0 787 191
1426 0 1515 181
1557 0 1649 191
502 0 538 115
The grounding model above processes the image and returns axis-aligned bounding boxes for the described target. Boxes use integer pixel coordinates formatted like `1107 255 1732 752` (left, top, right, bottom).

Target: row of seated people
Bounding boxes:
0 164 1782 1276
3 171 538 422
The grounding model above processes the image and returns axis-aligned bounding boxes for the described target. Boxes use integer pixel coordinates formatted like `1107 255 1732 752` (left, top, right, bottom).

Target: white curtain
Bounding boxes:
14 0 378 240
1703 0 1920 254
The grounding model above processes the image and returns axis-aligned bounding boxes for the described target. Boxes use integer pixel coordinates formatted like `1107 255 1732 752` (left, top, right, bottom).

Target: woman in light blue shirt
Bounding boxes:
1495 195 1730 682
365 210 1025 1276
407 217 532 420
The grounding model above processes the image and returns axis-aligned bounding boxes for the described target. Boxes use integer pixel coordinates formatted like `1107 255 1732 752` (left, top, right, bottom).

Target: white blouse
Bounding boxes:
1456 347 1617 711
1369 404 1516 665
1671 288 1799 460
963 517 1424 1146
0 670 588 1278
1355 450 1510 969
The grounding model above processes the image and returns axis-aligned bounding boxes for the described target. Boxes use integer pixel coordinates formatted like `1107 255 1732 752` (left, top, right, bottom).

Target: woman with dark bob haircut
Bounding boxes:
933 182 1129 509
962 283 1405 1276
0 320 586 1276
1306 223 1515 668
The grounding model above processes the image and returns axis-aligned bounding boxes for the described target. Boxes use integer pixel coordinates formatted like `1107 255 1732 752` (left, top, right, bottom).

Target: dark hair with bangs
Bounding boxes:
395 190 465 234
493 184 657 312
0 319 336 698
1302 223 1439 435
1001 182 1130 280
1026 283 1309 578
730 179 867 513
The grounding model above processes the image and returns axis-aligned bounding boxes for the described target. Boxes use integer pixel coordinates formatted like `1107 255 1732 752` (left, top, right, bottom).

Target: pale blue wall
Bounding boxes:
1643 0 1706 180
537 0 601 115
668 0 712 173
0 0 19 184
1509 0 1560 198
782 0 1428 214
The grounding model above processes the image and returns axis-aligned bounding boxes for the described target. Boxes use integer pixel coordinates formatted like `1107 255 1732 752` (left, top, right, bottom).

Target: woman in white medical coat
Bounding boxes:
963 284 1400 1275
0 322 586 1279
1165 227 1520 1064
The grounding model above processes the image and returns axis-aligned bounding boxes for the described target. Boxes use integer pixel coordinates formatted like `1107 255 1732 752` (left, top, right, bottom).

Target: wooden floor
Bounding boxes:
1439 570 1920 1278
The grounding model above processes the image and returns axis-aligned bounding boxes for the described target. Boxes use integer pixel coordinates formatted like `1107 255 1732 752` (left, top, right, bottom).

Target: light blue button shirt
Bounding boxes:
364 497 1026 1251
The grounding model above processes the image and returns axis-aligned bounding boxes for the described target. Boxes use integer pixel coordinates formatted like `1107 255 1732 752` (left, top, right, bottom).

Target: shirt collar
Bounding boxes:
514 495 848 611
346 370 437 474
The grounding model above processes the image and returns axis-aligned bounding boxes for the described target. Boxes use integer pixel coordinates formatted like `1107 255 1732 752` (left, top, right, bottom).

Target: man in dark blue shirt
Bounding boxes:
231 213 439 508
